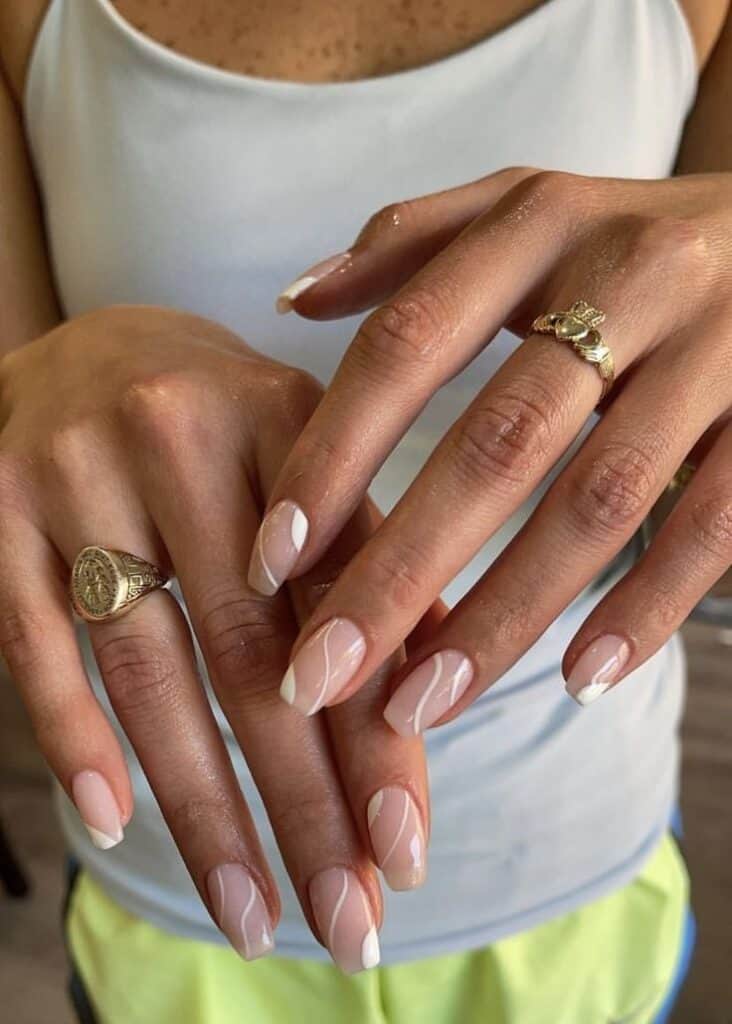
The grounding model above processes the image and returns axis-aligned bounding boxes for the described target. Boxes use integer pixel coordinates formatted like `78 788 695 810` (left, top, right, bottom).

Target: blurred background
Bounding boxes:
1 605 730 1022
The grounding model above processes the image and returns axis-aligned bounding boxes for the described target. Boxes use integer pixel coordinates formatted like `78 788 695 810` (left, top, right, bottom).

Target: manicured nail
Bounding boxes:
276 252 352 314
309 867 380 973
383 650 473 737
280 618 366 716
71 770 124 850
207 864 274 961
566 635 631 706
248 500 309 596
367 787 426 891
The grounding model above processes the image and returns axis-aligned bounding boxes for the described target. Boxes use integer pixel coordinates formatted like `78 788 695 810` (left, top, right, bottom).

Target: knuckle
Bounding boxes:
268 365 324 420
357 200 419 245
515 169 587 213
119 371 198 437
0 606 44 675
166 794 230 837
199 589 288 700
354 289 451 375
630 214 709 279
361 540 429 612
568 442 660 539
689 491 732 561
267 792 333 839
450 388 555 489
94 631 180 717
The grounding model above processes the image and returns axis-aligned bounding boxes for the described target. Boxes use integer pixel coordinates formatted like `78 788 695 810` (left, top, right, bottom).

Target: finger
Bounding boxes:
256 419 430 893
45 450 280 961
256 170 588 587
277 166 538 319
286 502 430 892
133 394 383 974
0 519 132 849
278 222 711 718
384 328 730 731
562 422 732 704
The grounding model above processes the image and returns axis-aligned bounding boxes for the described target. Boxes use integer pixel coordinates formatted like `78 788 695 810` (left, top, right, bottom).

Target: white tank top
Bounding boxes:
26 0 695 962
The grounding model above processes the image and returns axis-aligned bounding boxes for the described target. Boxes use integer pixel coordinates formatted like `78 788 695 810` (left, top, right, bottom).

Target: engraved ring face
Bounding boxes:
71 547 124 620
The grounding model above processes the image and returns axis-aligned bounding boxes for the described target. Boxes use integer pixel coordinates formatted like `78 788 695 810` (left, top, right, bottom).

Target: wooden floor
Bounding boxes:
0 619 730 1023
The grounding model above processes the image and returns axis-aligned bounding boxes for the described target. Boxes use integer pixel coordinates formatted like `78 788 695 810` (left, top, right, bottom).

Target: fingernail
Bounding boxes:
566 635 631 706
383 650 473 737
71 770 124 850
276 252 351 314
248 500 309 596
367 787 426 891
207 864 274 961
309 867 380 973
280 618 366 716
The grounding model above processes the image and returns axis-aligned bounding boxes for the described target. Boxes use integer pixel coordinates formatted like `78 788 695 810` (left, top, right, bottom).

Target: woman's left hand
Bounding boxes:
256 168 732 726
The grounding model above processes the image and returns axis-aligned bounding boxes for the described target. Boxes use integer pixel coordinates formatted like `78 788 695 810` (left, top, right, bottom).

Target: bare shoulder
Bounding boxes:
678 0 730 71
0 0 50 102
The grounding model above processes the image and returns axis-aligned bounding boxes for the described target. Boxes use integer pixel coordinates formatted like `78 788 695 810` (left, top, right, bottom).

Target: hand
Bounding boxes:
256 168 732 724
0 305 430 971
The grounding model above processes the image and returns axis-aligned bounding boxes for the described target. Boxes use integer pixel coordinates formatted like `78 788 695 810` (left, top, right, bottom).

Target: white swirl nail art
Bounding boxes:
208 864 274 961
367 787 426 891
309 866 380 973
280 619 366 716
384 650 474 737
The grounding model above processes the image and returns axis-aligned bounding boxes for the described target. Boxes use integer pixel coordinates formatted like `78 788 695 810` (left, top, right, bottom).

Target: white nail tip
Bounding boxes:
361 926 381 969
573 681 611 706
290 507 309 551
86 824 123 850
280 665 297 705
276 275 318 312
367 790 384 828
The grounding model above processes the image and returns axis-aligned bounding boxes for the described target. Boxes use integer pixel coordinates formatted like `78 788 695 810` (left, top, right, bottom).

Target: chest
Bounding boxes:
107 0 549 81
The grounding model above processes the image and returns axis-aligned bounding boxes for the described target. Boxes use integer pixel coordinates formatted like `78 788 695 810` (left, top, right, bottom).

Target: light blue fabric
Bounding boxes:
30 0 696 963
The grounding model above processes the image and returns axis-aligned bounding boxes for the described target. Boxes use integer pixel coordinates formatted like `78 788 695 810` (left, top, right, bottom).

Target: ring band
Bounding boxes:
70 545 169 623
668 461 695 492
531 300 615 400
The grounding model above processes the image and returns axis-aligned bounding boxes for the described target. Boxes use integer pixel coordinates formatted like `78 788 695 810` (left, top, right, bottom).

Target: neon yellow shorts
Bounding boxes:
67 834 688 1024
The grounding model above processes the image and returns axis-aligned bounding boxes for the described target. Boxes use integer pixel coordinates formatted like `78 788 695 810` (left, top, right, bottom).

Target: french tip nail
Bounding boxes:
569 681 611 707
275 295 295 315
85 824 124 850
275 252 352 314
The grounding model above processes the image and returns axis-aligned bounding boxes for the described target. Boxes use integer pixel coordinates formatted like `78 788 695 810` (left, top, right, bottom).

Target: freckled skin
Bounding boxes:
109 0 549 81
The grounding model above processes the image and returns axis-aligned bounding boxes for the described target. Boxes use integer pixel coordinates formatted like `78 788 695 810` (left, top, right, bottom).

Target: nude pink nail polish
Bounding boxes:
248 500 309 596
367 787 426 891
71 770 124 851
566 635 631 706
383 650 473 737
280 618 366 716
207 864 274 961
276 252 352 313
309 867 380 973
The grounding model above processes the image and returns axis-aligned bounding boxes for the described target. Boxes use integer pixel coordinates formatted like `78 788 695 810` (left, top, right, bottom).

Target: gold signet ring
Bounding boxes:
70 546 169 623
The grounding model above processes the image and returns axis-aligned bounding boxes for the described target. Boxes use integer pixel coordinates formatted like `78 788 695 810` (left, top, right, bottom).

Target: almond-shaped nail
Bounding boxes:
71 770 124 850
276 252 351 314
207 864 274 961
248 500 309 596
367 787 426 891
280 618 366 716
309 867 380 973
566 635 631 706
383 650 473 737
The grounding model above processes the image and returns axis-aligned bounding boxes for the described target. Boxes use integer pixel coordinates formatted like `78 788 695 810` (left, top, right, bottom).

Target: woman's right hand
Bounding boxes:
0 305 429 972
